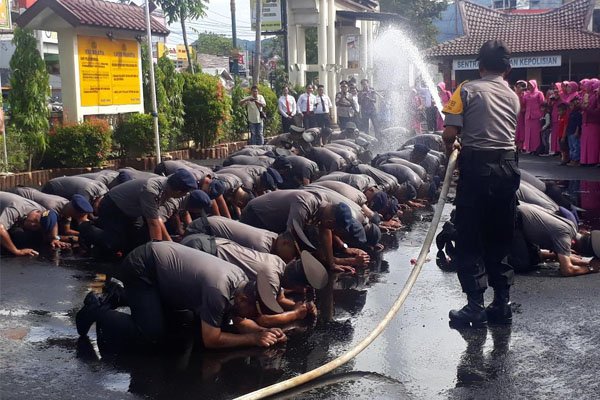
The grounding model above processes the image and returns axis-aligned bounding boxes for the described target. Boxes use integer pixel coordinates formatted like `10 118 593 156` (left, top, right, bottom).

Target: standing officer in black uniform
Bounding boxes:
442 40 521 327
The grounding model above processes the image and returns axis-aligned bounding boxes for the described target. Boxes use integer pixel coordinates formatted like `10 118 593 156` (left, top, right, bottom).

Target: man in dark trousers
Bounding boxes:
442 40 521 327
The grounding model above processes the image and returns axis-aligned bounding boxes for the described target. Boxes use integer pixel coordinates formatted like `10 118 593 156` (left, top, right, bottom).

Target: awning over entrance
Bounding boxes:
336 10 407 23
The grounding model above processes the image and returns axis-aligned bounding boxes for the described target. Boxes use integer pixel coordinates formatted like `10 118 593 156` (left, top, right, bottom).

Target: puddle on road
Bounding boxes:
1 179 599 399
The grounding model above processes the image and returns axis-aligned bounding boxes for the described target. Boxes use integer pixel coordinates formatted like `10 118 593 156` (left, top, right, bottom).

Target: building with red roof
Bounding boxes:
426 0 600 90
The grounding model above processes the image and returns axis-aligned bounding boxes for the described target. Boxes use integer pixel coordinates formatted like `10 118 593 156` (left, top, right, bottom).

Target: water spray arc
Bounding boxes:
233 150 459 400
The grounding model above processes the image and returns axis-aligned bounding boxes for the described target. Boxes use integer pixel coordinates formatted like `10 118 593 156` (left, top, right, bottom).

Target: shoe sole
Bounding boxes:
449 319 487 329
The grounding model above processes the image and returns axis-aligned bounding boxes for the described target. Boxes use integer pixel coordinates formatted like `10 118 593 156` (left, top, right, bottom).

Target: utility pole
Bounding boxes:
253 0 262 84
231 0 238 76
144 0 161 163
281 0 289 77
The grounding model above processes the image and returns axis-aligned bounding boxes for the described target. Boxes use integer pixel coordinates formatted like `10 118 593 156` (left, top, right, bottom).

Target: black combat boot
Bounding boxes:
76 292 111 336
485 286 512 324
449 291 487 328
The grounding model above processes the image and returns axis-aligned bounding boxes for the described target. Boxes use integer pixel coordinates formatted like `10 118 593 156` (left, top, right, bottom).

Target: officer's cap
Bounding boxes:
413 143 430 155
188 190 212 210
208 180 225 199
168 168 197 192
283 250 328 290
264 151 277 158
260 172 275 193
346 218 367 245
371 191 391 214
476 40 511 72
40 210 58 233
344 122 358 131
244 274 284 314
290 125 305 134
272 156 292 171
71 194 93 214
334 203 354 231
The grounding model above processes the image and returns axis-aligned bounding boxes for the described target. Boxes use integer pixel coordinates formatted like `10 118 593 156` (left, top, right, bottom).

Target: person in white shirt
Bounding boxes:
349 85 360 128
297 84 317 129
277 86 297 133
314 84 333 128
239 85 267 145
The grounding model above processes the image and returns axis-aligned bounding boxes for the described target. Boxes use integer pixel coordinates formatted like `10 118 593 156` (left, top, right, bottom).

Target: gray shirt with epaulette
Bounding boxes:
443 74 519 150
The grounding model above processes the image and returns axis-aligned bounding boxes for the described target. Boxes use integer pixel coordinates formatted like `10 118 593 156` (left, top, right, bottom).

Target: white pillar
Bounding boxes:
318 0 328 90
297 27 306 87
288 22 298 85
340 35 347 71
367 21 374 82
327 0 336 121
360 21 368 80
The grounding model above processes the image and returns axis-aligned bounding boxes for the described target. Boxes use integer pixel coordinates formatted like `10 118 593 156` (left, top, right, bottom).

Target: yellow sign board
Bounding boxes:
157 43 193 61
0 0 11 30
78 35 141 107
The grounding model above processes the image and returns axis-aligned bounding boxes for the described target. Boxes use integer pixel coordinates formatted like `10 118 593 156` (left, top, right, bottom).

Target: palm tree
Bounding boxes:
156 0 208 73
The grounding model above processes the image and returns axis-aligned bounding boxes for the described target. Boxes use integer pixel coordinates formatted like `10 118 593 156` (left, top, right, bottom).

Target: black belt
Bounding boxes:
460 147 518 163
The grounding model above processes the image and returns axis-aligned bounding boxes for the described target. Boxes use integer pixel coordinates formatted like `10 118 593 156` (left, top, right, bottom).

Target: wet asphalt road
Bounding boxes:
1 155 599 399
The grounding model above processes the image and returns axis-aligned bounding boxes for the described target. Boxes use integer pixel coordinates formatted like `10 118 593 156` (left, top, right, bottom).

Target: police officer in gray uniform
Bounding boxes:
75 241 286 351
41 175 108 213
442 40 521 327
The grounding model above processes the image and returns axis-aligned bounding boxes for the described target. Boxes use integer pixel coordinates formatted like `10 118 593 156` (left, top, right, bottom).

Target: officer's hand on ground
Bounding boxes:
51 239 71 249
332 264 356 274
253 330 279 347
15 248 39 257
267 327 287 343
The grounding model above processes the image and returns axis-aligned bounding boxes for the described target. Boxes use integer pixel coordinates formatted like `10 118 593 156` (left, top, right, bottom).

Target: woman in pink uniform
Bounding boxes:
549 83 563 153
581 79 600 166
515 80 527 151
523 80 545 153
409 88 423 134
436 82 452 130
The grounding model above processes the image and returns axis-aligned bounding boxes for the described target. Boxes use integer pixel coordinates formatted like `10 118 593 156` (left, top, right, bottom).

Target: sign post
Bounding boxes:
0 0 11 30
144 0 161 163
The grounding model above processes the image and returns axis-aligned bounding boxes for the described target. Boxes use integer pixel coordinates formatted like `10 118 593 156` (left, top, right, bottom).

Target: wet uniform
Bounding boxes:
80 177 174 252
518 203 577 256
517 181 559 214
78 170 119 188
42 176 108 203
185 215 278 253
443 74 521 294
9 187 70 227
240 190 324 233
216 165 267 191
378 164 424 192
315 172 377 193
308 181 367 206
222 155 274 168
0 192 45 231
279 156 319 189
383 158 427 180
350 164 399 193
323 144 359 165
400 133 445 152
304 147 348 173
181 234 285 297
155 160 213 184
96 242 248 349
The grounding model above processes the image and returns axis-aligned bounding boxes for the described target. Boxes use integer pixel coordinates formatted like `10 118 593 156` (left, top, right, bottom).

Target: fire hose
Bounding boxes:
234 149 459 400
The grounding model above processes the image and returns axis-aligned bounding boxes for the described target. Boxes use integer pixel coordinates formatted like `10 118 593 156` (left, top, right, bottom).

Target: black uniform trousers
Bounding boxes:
281 115 293 133
454 148 520 293
79 195 147 255
315 113 330 128
303 114 317 129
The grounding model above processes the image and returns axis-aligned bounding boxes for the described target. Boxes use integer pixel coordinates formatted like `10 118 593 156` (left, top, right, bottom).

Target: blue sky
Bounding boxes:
141 0 256 43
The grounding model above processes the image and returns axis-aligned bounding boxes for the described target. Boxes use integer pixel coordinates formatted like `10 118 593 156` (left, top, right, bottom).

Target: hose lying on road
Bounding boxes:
234 149 459 400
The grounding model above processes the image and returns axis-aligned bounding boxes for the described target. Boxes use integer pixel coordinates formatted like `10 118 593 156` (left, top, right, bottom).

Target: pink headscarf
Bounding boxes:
437 82 452 104
554 82 563 94
564 81 579 103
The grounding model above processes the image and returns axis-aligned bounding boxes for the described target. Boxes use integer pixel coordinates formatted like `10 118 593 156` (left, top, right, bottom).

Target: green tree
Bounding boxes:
227 79 249 141
181 72 231 148
195 32 234 56
141 43 152 113
257 84 280 136
157 0 208 72
8 28 50 171
379 0 449 48
155 54 185 149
